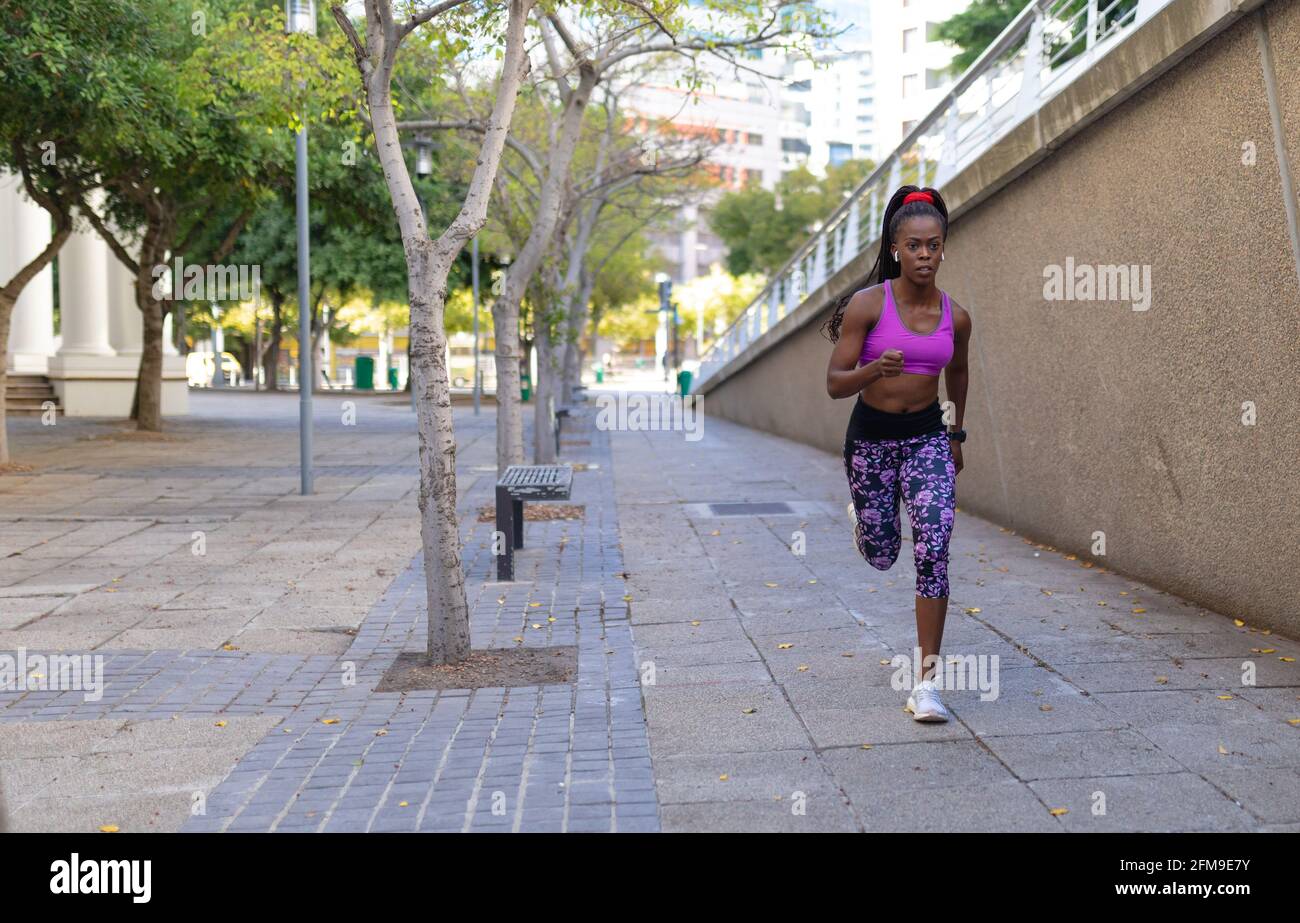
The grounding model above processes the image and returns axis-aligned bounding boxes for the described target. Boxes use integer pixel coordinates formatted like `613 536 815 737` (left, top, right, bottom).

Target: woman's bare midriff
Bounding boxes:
860 373 940 413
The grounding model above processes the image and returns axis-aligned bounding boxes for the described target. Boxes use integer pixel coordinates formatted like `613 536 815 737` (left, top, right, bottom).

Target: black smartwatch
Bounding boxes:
947 428 967 443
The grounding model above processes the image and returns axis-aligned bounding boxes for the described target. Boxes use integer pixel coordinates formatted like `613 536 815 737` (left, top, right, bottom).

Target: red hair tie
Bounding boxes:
902 190 935 205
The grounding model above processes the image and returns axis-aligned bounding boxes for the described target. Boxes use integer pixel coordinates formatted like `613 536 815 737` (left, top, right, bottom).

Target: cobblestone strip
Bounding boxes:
180 405 660 832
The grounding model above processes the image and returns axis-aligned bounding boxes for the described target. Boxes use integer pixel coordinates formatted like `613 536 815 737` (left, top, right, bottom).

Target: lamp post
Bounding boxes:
288 0 315 495
471 236 481 416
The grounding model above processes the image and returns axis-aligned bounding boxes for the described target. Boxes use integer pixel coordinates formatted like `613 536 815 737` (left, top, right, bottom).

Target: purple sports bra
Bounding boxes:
858 278 954 376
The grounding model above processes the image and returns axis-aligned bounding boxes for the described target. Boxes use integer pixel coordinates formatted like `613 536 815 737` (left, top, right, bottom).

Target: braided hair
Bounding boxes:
821 184 949 342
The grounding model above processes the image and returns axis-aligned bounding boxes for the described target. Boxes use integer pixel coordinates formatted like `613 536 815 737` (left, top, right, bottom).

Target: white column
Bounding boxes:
162 308 179 356
107 255 142 356
56 219 115 357
1 174 56 373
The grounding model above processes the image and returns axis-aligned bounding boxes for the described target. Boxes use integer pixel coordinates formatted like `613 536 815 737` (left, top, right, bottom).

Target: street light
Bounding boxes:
413 134 434 179
287 0 315 495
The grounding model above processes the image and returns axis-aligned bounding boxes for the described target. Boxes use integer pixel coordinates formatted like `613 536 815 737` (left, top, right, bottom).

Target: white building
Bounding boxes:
623 72 786 283
868 0 975 161
1 174 189 417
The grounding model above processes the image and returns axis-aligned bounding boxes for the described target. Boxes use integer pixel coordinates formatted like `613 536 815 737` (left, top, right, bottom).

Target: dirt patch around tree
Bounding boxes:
375 646 578 691
475 503 585 523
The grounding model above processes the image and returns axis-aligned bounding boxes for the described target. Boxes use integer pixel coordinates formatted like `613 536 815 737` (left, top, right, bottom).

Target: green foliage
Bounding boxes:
710 159 874 276
933 0 1141 76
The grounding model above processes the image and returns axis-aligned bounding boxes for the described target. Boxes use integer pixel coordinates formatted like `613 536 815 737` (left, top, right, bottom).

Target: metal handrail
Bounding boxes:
693 0 1164 389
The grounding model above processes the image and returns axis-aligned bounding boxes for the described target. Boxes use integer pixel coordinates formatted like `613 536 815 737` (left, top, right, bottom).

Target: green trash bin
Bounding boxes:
677 369 693 397
520 372 531 402
595 366 604 384
387 366 398 390
355 355 375 390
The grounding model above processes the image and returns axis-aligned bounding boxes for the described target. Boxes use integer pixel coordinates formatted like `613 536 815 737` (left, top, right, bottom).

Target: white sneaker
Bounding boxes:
904 679 950 722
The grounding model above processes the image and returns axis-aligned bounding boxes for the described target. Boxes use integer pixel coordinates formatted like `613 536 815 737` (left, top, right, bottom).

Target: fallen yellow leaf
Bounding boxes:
98 825 120 833
398 801 409 807
321 717 340 725
719 774 729 781
764 582 779 588
964 607 981 614
1234 619 1245 627
1132 608 1146 614
741 707 757 715
797 665 809 672
1217 745 1229 755
776 643 793 650
1049 807 1069 816
1154 676 1169 685
214 720 227 728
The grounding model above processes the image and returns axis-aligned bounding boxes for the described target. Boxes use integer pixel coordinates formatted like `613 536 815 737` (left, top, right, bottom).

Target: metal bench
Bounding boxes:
495 464 573 581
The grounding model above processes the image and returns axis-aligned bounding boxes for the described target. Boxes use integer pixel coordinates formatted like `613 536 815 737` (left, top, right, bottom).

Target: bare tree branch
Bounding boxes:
399 0 475 38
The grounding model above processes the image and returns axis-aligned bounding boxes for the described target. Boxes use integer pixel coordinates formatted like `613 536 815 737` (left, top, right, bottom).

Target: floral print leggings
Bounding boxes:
842 430 957 598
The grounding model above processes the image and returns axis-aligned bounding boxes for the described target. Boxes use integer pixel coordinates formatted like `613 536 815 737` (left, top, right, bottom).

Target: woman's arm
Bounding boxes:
943 300 972 429
826 288 893 399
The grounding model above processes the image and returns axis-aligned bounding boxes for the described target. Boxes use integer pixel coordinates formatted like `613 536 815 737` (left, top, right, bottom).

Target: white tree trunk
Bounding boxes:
343 0 533 661
491 64 598 473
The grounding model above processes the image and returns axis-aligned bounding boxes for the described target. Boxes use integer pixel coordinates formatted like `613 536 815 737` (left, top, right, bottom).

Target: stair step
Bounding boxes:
3 373 59 413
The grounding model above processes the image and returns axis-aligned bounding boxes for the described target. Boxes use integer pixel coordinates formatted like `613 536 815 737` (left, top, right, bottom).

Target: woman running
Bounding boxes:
822 185 971 722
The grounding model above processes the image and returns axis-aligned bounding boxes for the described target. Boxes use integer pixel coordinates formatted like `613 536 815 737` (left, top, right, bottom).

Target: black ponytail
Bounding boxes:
821 184 949 343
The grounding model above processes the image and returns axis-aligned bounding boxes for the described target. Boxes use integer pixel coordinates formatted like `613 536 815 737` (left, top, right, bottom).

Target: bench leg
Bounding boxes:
496 485 514 582
512 498 524 549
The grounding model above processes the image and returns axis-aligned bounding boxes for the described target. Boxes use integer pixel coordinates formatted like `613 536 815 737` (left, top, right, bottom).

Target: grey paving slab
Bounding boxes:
610 403 1300 832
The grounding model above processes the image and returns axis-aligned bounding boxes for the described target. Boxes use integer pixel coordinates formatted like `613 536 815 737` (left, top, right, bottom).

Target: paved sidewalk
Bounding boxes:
609 395 1300 832
0 391 653 832
3 387 1296 832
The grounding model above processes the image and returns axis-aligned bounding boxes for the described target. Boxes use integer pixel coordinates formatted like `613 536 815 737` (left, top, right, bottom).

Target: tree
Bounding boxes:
710 158 873 277
444 72 709 462
329 0 535 665
69 2 354 430
0 0 154 463
401 0 836 472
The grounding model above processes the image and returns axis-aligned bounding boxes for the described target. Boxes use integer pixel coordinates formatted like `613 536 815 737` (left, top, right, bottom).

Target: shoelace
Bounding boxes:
915 685 945 711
